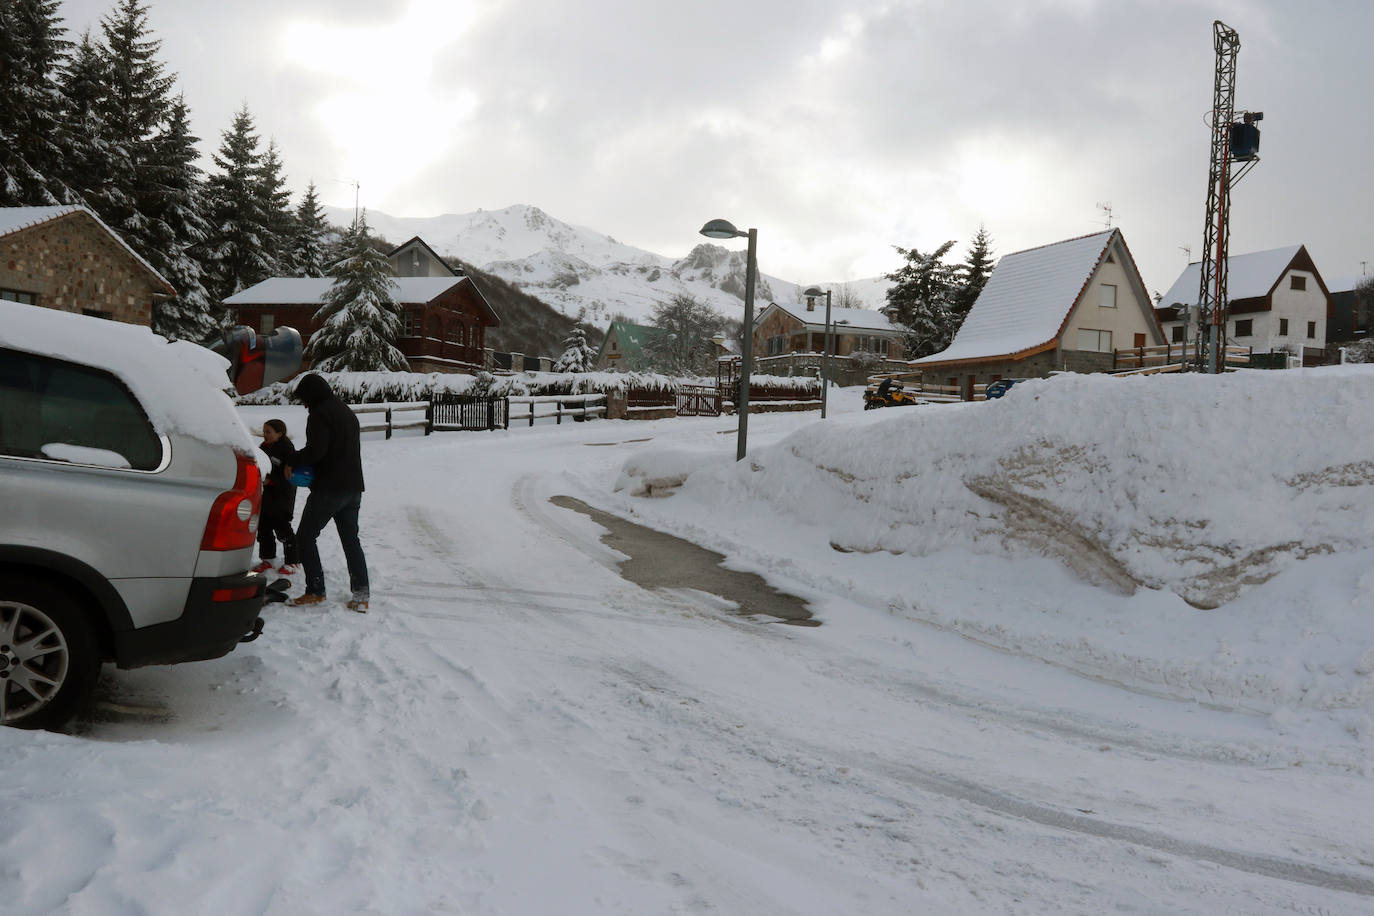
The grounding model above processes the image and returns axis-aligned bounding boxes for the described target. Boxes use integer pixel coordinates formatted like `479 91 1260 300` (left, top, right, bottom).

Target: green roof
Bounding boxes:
596 320 668 370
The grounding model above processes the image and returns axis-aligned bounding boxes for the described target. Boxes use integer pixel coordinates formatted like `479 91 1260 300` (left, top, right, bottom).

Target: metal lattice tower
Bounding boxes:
1195 21 1240 373
1194 20 1263 373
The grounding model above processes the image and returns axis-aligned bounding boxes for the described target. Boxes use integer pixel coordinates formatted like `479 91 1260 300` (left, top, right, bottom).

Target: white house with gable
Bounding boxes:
909 229 1163 397
1154 245 1332 365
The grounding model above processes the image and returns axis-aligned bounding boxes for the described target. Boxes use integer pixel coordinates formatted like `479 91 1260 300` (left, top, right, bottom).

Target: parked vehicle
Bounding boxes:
984 378 1029 400
863 377 920 409
0 303 298 729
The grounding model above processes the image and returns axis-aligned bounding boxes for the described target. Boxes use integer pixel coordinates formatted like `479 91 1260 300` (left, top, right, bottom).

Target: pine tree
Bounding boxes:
290 181 331 277
89 0 176 251
0 0 76 205
307 212 408 372
952 225 994 325
884 240 960 359
56 31 115 204
203 106 276 301
553 326 597 373
146 96 220 341
255 139 293 275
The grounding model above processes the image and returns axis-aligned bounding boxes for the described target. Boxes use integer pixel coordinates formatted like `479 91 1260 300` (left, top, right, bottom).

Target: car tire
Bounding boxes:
0 576 103 730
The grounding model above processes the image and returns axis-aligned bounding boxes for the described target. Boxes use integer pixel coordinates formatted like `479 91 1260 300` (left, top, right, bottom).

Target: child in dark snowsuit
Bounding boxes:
254 418 300 574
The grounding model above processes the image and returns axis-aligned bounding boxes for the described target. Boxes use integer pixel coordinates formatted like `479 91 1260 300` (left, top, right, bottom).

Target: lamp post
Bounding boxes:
803 286 833 419
700 218 757 461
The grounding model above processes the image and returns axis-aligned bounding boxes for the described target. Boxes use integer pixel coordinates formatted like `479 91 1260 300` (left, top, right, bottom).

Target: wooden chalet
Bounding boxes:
911 229 1163 396
225 276 500 374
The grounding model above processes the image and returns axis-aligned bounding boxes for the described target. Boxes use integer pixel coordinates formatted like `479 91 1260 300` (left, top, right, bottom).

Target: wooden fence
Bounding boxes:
1112 343 1251 373
506 394 607 427
351 403 432 438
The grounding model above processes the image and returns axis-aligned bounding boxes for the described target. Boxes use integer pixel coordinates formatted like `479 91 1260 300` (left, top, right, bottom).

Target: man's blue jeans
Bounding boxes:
296 489 369 599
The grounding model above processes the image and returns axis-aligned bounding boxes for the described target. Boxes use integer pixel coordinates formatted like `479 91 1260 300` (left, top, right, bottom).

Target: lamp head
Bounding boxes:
700 218 743 240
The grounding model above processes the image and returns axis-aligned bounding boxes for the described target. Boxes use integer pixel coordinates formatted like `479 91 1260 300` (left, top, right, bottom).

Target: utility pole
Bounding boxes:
1194 20 1263 374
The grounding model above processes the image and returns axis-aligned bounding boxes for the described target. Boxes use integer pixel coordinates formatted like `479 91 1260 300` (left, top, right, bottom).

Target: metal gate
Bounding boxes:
676 385 722 417
428 393 509 431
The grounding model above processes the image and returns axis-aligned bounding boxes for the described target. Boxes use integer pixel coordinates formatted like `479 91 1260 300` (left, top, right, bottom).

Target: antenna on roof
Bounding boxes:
1180 245 1192 262
1096 201 1113 228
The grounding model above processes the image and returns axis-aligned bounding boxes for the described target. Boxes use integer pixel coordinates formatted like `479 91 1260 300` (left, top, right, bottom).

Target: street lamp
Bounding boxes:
700 218 757 461
803 285 833 419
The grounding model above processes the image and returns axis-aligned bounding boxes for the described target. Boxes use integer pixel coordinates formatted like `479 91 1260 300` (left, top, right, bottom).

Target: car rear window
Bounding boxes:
0 347 162 470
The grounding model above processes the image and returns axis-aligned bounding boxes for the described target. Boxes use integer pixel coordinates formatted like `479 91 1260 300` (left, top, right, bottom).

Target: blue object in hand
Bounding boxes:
288 466 313 487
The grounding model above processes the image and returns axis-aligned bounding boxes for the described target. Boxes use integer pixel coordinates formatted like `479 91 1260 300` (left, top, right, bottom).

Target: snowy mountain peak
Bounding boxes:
326 204 888 325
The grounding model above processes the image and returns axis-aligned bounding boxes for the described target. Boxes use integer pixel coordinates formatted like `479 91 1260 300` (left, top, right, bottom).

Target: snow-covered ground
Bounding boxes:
4 368 1374 914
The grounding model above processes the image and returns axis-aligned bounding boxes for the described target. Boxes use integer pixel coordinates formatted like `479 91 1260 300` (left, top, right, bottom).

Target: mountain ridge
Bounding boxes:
326 203 891 328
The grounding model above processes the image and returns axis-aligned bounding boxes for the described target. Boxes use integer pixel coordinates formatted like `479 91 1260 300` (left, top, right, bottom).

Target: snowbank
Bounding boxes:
617 367 1374 729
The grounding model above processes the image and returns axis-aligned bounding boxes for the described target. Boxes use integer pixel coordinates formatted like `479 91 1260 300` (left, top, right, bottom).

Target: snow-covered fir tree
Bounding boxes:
553 326 597 372
88 0 176 254
145 95 220 341
307 212 408 373
0 0 77 206
203 106 277 301
55 31 115 204
953 225 994 321
884 240 960 358
289 181 330 277
255 139 293 276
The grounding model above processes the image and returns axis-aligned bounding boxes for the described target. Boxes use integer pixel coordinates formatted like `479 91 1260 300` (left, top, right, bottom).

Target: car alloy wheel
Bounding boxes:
0 579 102 730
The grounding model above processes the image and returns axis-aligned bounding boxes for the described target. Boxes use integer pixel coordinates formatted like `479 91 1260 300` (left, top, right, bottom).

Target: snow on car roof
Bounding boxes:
0 301 257 454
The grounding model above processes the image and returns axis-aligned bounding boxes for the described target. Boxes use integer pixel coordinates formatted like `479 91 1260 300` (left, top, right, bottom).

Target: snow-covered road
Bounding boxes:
4 386 1373 914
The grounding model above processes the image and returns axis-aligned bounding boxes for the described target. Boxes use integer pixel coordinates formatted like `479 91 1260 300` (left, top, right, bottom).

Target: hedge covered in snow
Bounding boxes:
236 369 692 405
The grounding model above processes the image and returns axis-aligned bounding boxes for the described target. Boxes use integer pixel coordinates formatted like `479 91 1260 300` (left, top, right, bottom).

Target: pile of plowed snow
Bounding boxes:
690 368 1374 609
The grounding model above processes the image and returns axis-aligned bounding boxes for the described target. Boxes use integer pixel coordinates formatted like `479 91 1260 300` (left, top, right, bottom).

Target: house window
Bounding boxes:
261 313 275 334
768 334 787 355
1307 321 1316 339
1171 325 1184 343
1278 318 1288 336
1234 319 1253 337
1099 284 1117 309
1 289 36 305
445 321 464 344
80 308 114 320
1076 328 1112 352
1290 275 1307 291
400 310 422 337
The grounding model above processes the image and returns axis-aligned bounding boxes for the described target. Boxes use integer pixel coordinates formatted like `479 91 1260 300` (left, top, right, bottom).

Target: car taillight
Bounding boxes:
201 451 262 551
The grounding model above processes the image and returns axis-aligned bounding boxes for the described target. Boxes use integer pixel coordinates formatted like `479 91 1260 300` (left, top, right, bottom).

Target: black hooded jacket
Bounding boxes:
291 374 365 493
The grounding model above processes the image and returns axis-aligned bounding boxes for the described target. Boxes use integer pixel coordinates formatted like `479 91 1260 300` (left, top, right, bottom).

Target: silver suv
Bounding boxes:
0 302 274 729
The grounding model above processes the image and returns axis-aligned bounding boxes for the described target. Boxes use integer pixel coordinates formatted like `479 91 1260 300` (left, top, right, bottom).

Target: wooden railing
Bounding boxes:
351 403 431 438
1112 342 1251 373
507 394 607 427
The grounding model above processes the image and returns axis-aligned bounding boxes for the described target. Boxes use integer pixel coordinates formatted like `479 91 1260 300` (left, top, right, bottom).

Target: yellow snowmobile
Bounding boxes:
863 377 919 409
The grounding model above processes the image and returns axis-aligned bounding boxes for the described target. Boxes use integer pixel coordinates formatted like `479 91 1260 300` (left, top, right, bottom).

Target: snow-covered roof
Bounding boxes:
0 205 174 294
911 229 1117 365
224 276 467 306
769 302 901 334
1157 245 1305 310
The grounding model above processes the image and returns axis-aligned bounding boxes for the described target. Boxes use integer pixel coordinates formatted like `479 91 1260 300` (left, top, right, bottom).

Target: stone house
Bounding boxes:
911 228 1163 397
0 205 174 326
751 301 906 360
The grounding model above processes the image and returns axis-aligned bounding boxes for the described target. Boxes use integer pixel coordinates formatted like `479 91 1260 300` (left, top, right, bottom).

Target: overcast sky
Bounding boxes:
56 0 1374 293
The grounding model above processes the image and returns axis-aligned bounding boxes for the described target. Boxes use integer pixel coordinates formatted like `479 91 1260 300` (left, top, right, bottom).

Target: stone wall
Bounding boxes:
0 212 169 326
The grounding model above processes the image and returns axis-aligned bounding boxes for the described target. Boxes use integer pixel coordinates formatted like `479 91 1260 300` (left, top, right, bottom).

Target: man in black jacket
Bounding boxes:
285 373 370 611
